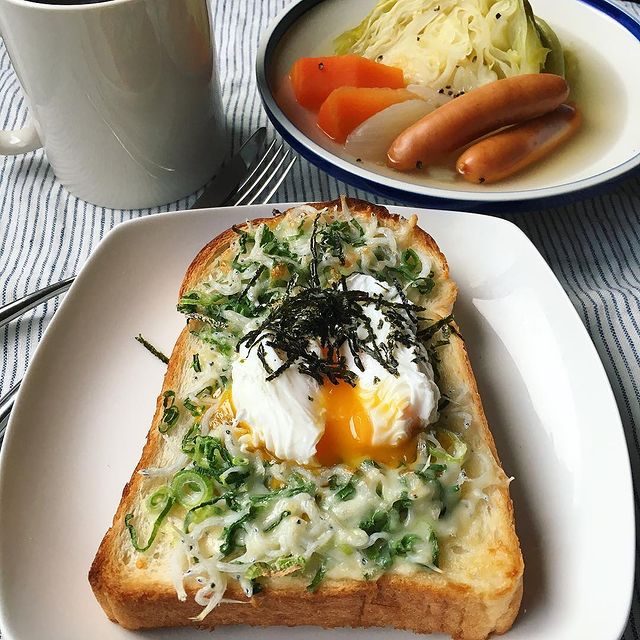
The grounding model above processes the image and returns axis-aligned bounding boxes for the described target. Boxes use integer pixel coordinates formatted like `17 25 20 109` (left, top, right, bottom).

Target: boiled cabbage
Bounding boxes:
335 0 562 93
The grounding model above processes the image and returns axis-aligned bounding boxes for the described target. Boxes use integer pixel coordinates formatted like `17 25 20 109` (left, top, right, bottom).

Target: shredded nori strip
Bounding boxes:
417 314 454 341
237 279 427 386
135 334 169 364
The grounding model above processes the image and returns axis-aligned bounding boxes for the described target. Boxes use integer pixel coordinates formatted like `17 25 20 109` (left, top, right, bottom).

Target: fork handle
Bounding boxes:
0 276 74 331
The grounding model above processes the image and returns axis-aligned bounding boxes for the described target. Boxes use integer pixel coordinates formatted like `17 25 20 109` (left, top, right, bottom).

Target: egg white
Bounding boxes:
231 273 440 464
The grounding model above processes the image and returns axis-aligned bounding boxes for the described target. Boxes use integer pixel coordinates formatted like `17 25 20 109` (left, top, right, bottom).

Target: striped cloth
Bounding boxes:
1 0 639 637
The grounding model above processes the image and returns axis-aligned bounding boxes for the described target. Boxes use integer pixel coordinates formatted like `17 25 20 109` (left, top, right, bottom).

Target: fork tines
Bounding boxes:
231 139 297 207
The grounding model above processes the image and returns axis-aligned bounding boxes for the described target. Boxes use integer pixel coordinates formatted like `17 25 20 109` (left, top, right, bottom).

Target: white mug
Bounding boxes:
0 0 226 209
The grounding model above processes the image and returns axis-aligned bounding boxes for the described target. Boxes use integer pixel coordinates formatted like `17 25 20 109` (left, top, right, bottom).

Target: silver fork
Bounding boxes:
0 136 297 441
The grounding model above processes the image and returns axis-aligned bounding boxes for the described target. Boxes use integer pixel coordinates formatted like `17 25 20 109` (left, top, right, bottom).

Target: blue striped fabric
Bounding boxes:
1 0 639 637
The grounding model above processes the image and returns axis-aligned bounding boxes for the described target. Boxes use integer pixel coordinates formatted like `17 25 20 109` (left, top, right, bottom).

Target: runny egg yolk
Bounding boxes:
315 380 417 468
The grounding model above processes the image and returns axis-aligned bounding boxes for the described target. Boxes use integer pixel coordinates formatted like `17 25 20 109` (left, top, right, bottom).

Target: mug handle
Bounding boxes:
0 121 42 155
0 27 42 155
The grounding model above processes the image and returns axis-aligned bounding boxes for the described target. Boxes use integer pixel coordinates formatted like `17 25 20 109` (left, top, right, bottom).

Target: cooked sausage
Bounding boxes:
456 103 582 184
386 74 570 171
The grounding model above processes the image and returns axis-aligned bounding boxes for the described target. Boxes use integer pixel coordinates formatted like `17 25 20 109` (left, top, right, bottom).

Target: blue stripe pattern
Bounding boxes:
1 0 639 637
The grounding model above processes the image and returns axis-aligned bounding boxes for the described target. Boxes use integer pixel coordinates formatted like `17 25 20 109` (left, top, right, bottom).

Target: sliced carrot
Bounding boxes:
290 55 405 110
317 87 415 143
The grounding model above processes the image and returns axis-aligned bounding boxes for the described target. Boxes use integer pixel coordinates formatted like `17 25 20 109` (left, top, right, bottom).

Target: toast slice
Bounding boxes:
89 197 523 640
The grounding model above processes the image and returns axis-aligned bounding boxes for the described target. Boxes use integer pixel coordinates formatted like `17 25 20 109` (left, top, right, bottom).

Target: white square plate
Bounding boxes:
0 204 634 640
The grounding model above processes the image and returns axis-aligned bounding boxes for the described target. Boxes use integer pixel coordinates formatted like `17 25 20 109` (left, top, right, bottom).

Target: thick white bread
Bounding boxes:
89 198 523 640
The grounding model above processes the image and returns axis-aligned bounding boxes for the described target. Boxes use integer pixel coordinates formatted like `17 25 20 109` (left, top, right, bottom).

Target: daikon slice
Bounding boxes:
406 84 453 109
345 99 434 164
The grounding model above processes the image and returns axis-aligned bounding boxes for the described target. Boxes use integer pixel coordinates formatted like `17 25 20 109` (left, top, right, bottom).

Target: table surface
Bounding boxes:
1 0 639 638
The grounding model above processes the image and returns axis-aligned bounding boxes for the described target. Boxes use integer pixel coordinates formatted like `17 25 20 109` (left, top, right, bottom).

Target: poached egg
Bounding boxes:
231 274 440 467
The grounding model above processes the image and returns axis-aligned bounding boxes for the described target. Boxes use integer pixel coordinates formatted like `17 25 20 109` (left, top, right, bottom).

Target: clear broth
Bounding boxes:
272 16 630 193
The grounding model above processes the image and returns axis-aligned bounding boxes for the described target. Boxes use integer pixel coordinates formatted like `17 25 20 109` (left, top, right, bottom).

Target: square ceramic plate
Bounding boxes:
0 204 634 640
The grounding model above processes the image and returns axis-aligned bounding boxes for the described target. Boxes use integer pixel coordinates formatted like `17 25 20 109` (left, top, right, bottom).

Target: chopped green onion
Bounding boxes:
125 496 174 552
351 217 365 237
146 486 172 512
331 474 357 501
159 405 180 433
192 354 202 373
389 493 412 528
391 533 420 556
246 554 305 579
430 528 440 566
362 539 393 571
250 476 316 506
170 469 214 509
232 225 250 254
306 559 327 592
359 509 389 535
429 429 468 463
401 248 422 275
183 398 203 417
259 225 298 261
176 291 200 314
263 510 291 532
413 274 435 294
220 509 255 556
183 498 225 532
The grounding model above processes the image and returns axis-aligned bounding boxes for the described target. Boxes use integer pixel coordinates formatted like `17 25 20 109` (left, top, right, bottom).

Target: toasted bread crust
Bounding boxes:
89 198 523 639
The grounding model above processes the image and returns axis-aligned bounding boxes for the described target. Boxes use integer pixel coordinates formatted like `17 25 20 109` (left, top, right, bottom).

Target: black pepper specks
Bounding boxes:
356 158 362 163
377 55 384 61
496 12 502 18
416 160 424 170
318 62 325 70
479 177 486 183
438 88 445 94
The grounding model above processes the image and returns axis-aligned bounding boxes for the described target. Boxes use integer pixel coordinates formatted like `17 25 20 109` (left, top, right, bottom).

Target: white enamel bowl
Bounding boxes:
256 0 640 212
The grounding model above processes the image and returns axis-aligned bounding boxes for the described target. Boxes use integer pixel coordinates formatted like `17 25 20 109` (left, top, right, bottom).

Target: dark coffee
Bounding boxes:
27 1 109 4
